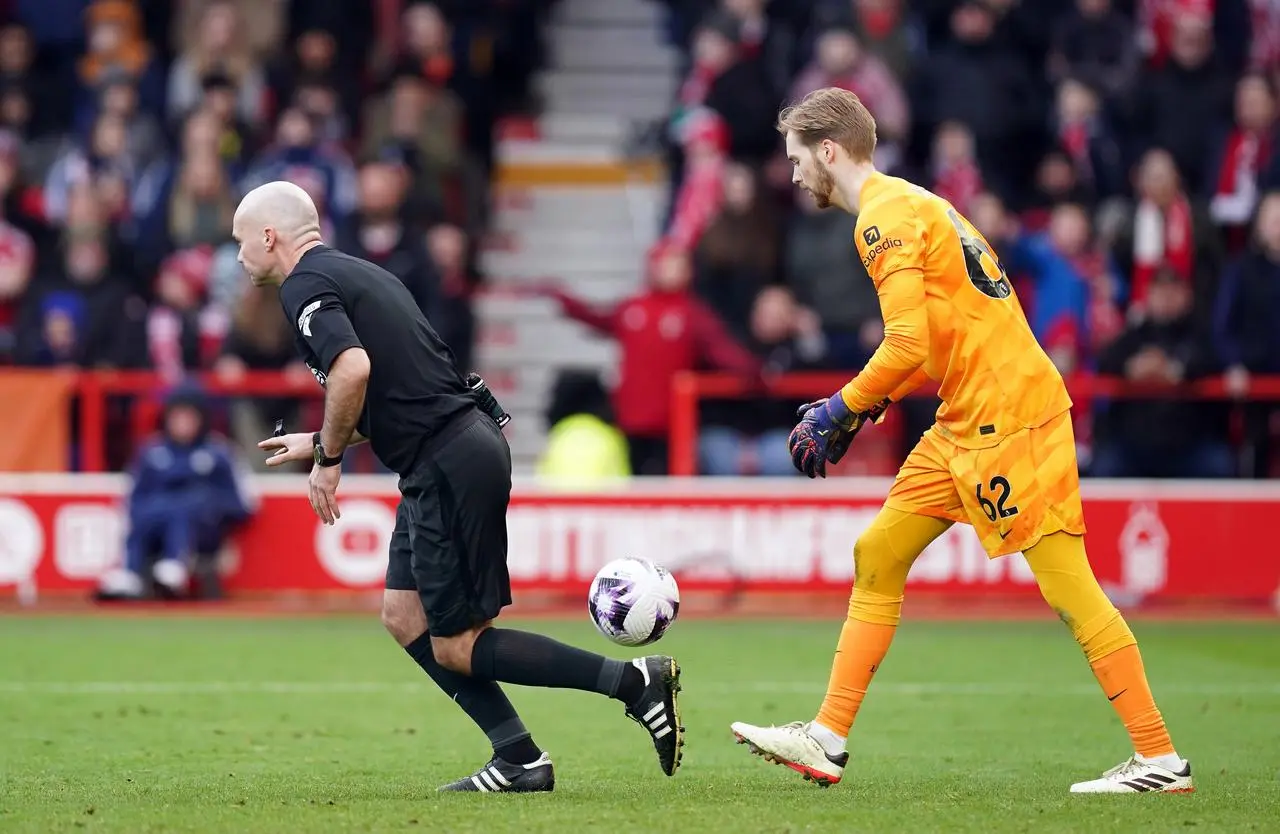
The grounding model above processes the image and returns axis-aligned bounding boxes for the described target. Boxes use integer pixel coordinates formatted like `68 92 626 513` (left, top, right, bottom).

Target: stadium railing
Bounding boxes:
16 368 1280 472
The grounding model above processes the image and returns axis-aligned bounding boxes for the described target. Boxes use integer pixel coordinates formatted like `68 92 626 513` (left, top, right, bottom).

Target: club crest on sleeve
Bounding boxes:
862 226 881 246
298 299 322 337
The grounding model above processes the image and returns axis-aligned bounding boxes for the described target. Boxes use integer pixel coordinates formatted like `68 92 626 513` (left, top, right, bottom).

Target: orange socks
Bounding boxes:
1090 643 1176 758
814 509 952 740
1025 532 1177 760
815 595 899 737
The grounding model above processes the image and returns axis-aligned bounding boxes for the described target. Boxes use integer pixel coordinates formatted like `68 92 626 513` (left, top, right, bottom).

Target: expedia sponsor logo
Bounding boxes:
861 237 903 268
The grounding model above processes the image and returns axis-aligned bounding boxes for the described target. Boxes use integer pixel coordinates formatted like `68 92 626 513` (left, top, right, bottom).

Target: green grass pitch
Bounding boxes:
1 615 1278 833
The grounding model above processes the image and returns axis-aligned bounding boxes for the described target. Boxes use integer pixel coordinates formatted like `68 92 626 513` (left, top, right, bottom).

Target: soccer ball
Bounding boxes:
587 558 680 647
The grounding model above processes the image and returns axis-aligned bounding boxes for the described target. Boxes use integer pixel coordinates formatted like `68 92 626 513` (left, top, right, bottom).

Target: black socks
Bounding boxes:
404 632 541 765
470 628 639 701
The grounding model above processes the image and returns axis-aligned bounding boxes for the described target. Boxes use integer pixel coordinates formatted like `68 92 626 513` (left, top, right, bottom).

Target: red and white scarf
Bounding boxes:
1130 195 1195 307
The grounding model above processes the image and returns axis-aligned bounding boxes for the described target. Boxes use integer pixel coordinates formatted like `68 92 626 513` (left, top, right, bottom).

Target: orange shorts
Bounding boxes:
884 410 1086 557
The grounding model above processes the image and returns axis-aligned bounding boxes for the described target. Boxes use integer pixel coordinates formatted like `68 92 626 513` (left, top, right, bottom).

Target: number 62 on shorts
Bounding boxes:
885 411 1086 558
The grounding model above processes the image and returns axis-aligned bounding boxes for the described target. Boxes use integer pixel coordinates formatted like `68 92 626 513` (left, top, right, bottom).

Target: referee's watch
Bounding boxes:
312 432 344 467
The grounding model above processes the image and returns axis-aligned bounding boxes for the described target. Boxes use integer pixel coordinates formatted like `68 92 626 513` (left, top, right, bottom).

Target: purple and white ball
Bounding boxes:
587 558 681 647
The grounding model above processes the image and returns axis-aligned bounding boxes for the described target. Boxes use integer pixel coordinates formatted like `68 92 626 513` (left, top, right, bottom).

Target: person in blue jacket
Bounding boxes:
98 381 255 600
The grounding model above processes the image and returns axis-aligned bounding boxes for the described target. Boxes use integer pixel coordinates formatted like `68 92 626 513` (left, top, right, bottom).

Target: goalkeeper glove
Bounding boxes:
789 394 892 478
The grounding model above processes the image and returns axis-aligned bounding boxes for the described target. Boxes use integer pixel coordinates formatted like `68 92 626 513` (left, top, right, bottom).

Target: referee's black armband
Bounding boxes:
465 373 511 429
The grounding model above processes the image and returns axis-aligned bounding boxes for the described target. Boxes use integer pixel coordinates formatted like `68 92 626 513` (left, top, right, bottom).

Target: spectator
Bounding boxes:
424 221 477 372
75 0 166 127
1092 269 1234 478
1113 148 1222 321
666 108 729 250
396 2 495 170
700 286 827 476
360 64 464 217
195 72 257 168
0 129 48 244
335 158 439 318
721 0 796 95
0 213 35 362
292 76 348 147
14 224 146 368
166 151 236 250
0 22 65 137
912 1 1041 198
96 382 254 601
929 121 985 219
0 82 60 186
840 0 923 83
1209 73 1277 252
1214 190 1280 476
1048 0 1140 102
1052 76 1125 202
173 0 285 67
789 25 908 169
146 245 227 382
672 11 778 163
1005 202 1125 376
785 185 881 368
92 75 165 172
132 110 237 268
1021 148 1094 232
269 27 360 136
694 160 779 337
239 104 357 232
541 241 760 475
1137 0 1250 77
537 370 631 481
1129 12 1233 194
44 111 138 225
166 0 267 128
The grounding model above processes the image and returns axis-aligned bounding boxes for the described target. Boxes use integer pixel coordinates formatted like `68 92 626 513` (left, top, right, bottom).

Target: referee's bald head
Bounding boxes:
233 181 325 286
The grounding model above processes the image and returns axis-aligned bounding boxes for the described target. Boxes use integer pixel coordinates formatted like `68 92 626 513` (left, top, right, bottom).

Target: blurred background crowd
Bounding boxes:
0 0 1277 483
551 0 1280 480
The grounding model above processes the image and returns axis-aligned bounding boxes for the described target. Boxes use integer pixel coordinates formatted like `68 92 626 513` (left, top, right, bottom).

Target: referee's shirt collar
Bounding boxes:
292 243 331 274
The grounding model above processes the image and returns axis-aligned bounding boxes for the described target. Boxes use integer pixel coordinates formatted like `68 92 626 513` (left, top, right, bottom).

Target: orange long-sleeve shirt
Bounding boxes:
839 173 1072 449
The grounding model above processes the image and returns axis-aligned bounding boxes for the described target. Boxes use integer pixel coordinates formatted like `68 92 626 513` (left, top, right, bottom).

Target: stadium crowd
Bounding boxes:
0 0 552 470
2 0 1277 481
544 0 1280 478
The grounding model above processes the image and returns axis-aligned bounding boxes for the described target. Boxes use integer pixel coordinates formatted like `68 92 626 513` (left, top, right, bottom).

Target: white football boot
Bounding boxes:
731 720 848 787
1069 754 1194 794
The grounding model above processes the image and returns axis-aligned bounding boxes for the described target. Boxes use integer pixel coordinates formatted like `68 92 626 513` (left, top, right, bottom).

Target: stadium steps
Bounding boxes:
479 0 678 472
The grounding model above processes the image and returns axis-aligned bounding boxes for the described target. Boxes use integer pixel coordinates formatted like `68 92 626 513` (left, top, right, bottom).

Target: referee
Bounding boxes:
234 182 683 792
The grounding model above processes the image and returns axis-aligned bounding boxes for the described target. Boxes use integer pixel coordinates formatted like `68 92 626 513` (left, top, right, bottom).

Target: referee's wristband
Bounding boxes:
312 432 344 467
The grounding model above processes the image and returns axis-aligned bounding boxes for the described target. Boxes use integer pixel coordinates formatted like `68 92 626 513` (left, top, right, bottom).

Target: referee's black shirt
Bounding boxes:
279 244 473 476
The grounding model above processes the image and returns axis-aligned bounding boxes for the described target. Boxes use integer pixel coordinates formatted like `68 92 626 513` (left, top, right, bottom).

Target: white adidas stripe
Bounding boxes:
478 770 500 791
647 713 667 730
653 725 672 739
471 775 489 792
643 702 665 721
488 766 511 787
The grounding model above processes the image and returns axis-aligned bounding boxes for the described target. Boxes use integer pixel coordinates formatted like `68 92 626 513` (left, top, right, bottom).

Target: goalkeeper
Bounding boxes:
731 88 1191 796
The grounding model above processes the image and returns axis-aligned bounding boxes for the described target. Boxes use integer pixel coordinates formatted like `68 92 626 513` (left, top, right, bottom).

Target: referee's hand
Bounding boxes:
258 432 314 466
309 463 342 525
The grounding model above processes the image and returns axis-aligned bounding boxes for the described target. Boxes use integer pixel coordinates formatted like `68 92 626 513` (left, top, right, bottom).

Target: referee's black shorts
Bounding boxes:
385 408 513 637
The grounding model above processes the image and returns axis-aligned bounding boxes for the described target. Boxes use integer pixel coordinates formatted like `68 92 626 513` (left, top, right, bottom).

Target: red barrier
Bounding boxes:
74 371 322 472
669 372 1280 476
1 475 1278 606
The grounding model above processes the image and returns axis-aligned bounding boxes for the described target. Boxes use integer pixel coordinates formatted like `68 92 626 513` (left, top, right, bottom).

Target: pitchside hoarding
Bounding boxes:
0 476 1277 604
